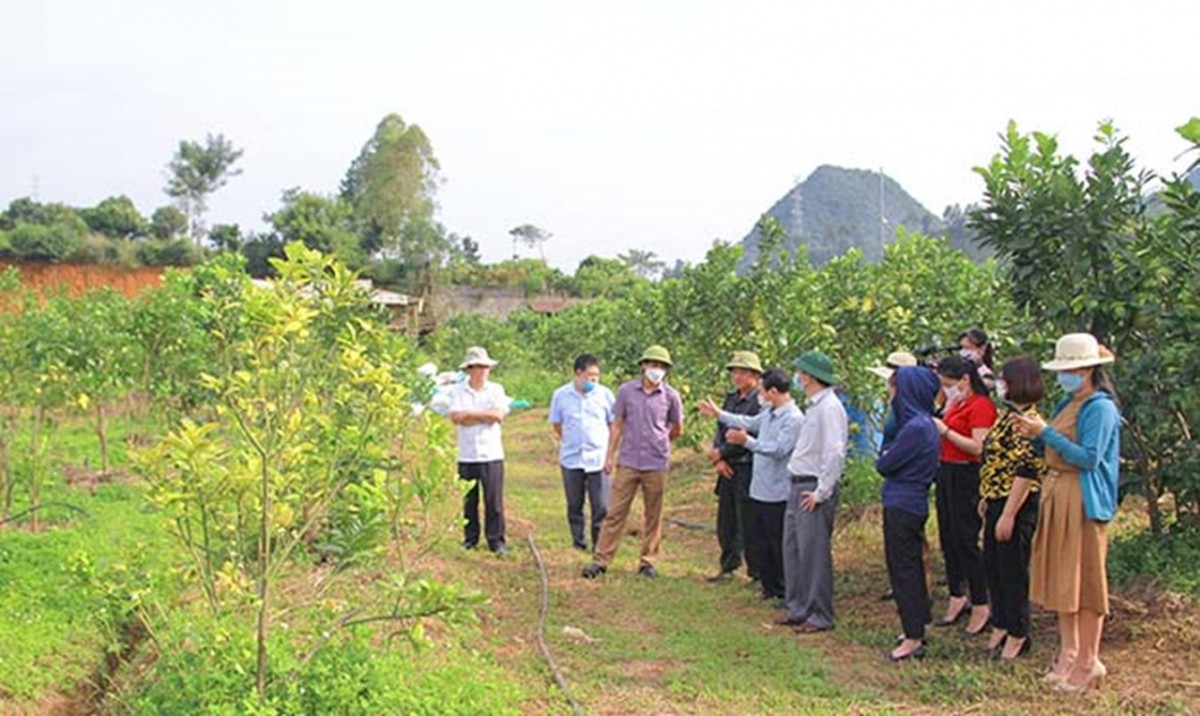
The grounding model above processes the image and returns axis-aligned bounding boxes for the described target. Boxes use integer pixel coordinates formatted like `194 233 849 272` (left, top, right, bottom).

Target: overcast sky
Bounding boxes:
2 1 1196 269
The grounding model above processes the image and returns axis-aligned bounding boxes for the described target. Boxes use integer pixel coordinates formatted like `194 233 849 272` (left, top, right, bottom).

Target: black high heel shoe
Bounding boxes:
889 642 928 662
964 616 992 637
1000 636 1032 661
934 602 968 627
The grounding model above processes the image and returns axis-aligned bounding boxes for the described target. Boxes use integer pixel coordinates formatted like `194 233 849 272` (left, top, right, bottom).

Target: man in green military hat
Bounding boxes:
700 351 763 583
583 345 684 579
777 350 849 633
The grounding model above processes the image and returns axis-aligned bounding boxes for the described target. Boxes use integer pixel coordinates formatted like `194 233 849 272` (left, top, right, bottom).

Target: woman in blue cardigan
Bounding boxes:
1014 333 1120 693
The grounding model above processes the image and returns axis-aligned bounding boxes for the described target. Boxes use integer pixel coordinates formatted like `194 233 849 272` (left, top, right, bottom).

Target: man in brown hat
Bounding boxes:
705 351 763 582
448 346 510 556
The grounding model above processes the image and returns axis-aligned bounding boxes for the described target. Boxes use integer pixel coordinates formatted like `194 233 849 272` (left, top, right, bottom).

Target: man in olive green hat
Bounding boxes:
583 345 684 579
777 350 848 633
703 351 763 582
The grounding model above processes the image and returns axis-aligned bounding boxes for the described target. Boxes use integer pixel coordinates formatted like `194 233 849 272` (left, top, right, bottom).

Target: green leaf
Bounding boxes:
1176 117 1200 145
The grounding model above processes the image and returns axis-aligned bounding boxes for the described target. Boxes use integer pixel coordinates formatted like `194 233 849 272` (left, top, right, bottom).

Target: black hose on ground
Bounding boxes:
664 516 715 533
525 527 586 716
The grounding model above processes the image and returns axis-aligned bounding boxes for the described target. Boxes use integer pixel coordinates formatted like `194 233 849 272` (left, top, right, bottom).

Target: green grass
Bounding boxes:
3 404 1199 714
440 409 1200 715
0 415 180 700
0 411 536 712
446 411 878 713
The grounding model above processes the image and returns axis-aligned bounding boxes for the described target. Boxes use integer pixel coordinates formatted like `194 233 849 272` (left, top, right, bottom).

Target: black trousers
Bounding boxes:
884 507 931 640
561 466 608 550
935 462 988 605
983 495 1039 638
715 461 756 576
459 460 506 551
748 498 786 598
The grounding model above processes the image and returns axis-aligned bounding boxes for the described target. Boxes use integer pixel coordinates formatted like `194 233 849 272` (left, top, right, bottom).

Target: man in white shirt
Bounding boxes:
448 346 510 555
549 354 615 552
777 350 848 633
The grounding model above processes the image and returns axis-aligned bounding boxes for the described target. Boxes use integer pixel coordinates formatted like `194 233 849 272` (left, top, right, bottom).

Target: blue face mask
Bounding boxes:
581 380 597 394
1057 372 1084 393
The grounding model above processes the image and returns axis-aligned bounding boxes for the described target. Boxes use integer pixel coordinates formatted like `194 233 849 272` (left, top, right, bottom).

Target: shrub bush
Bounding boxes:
116 615 523 715
5 221 85 261
1108 526 1200 596
135 238 204 266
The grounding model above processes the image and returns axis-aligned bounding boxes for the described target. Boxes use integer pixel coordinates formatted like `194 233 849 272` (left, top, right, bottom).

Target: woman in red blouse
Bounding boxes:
932 355 997 636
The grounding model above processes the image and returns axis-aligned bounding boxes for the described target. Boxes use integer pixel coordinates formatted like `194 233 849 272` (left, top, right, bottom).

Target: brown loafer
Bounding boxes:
793 621 832 634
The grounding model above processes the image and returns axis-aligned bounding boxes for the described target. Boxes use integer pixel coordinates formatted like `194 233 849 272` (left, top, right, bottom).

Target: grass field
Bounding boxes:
1 408 1198 714
434 409 1200 715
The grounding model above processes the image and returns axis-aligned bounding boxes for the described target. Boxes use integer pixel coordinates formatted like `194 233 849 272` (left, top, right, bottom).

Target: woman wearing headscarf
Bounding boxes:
877 366 942 661
1015 334 1120 692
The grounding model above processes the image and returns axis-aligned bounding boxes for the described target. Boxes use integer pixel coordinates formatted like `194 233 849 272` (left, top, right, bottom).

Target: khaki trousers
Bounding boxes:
594 466 667 569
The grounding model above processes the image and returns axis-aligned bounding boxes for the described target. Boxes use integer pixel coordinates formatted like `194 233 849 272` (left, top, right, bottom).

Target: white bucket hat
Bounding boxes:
866 350 918 380
459 346 499 369
1042 333 1114 371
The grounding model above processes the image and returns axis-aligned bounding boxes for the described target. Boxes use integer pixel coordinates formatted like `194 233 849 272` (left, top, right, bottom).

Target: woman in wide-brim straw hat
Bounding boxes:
1012 333 1120 693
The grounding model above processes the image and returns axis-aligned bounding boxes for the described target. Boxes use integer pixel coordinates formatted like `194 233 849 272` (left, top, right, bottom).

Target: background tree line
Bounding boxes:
0 114 672 300
426 116 1200 544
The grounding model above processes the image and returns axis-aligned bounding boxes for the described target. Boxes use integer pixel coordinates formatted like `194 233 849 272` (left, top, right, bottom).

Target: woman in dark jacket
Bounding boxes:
877 366 943 661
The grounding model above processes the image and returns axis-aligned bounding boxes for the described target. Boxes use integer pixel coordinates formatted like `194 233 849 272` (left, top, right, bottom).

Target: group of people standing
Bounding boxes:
876 329 1121 694
444 328 1121 692
696 350 849 633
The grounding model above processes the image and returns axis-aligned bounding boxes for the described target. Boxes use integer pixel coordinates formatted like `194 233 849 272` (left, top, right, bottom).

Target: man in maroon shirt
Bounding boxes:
582 345 683 579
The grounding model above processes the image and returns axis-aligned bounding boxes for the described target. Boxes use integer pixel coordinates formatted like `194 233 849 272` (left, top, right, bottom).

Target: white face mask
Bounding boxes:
943 385 963 405
757 394 770 409
995 379 1008 400
644 367 666 384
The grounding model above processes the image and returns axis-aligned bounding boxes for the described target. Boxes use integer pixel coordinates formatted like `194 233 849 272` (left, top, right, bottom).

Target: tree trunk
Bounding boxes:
96 401 109 475
256 454 271 702
0 420 9 523
1144 473 1163 537
30 406 44 532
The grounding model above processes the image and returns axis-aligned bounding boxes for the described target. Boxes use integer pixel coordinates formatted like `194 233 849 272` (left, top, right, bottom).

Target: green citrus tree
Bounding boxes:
137 243 467 702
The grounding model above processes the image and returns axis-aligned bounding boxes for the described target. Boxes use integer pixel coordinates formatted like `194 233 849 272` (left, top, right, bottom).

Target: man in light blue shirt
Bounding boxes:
700 368 802 601
549 354 616 552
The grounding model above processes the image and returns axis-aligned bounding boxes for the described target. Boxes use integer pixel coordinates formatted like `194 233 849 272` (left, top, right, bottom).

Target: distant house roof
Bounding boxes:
527 296 573 314
251 277 418 309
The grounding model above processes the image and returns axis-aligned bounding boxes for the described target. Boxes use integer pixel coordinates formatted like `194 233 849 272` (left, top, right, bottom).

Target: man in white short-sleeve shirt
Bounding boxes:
448 346 510 555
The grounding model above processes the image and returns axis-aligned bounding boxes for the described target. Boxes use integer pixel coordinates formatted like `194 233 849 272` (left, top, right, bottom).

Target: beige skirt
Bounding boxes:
1029 469 1109 614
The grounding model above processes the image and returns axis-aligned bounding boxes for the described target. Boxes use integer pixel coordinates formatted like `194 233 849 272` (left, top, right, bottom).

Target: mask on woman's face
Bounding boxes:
960 348 980 364
995 379 1008 400
644 367 666 384
1057 372 1084 394
943 385 963 405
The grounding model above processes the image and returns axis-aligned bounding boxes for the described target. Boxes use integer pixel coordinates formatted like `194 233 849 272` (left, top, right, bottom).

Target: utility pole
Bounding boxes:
878 167 886 248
